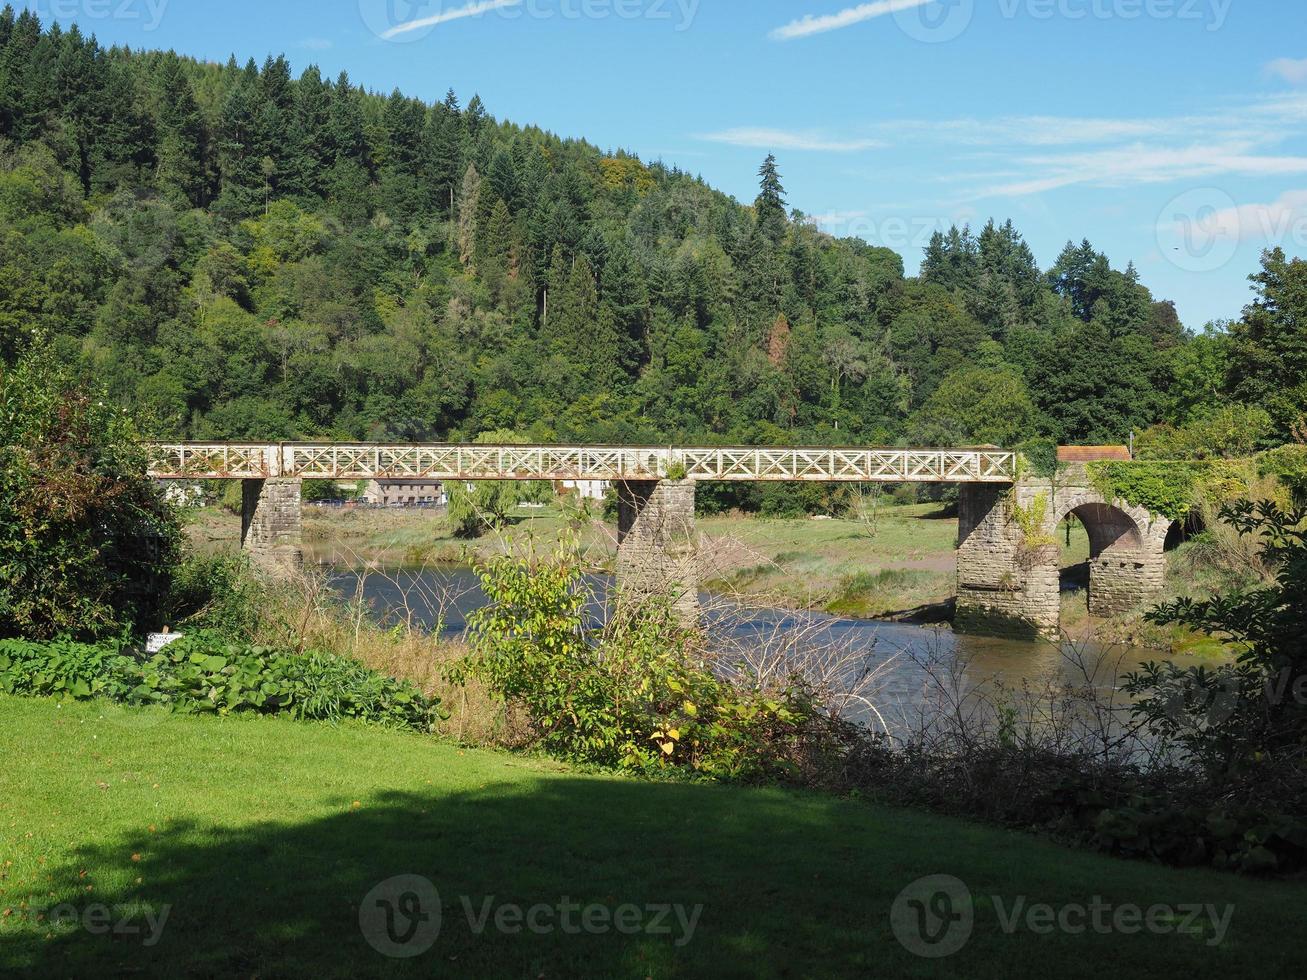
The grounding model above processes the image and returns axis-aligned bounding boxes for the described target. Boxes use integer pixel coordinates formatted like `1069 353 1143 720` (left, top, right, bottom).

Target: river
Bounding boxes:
328 564 1209 735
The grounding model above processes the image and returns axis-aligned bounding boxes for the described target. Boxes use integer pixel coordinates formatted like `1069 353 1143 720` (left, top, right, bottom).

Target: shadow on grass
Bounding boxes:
2 779 894 979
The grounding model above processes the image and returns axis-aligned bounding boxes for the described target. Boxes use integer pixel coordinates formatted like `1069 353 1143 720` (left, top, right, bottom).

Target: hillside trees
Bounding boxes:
0 11 1278 508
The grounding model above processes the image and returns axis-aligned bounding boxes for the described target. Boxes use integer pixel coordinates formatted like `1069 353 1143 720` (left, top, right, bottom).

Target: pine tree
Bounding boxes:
754 154 787 246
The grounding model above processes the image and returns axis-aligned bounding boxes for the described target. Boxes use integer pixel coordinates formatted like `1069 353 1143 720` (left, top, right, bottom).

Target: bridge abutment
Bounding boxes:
241 478 303 574
956 475 1173 640
615 479 700 625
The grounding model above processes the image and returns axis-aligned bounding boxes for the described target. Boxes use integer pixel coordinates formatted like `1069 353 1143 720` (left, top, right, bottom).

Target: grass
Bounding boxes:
3 696 1305 978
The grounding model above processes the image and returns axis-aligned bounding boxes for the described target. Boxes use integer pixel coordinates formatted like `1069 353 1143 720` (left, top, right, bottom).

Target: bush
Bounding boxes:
459 544 848 779
0 632 443 733
1135 404 1273 461
162 553 264 639
0 341 181 640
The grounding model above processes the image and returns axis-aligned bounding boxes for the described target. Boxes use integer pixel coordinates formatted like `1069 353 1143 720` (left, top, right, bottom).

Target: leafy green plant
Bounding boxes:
0 633 443 733
0 340 181 640
1007 490 1055 548
458 543 845 779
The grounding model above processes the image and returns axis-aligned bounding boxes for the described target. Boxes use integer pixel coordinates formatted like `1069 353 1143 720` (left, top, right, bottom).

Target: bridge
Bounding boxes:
148 442 1174 640
145 444 1019 483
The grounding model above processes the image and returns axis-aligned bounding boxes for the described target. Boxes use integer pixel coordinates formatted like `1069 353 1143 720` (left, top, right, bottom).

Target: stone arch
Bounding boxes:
1047 490 1175 619
955 481 1179 640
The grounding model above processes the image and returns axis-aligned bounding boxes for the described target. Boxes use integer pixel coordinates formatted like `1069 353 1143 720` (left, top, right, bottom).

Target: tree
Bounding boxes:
753 154 787 247
910 365 1037 447
1227 248 1307 442
0 340 180 639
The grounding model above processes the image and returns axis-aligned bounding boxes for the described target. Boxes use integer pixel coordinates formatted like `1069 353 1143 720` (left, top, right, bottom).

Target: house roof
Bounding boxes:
1057 445 1132 463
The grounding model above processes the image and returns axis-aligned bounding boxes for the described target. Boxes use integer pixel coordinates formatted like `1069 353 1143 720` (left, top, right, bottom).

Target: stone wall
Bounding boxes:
615 479 700 624
240 478 303 573
956 471 1173 639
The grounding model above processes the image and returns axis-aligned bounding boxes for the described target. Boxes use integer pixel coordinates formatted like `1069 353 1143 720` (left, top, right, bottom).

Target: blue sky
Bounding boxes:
36 0 1307 328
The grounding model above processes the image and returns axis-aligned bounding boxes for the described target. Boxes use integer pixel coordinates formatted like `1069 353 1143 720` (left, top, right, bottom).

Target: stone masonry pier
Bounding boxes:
614 479 700 624
240 478 304 573
955 467 1174 639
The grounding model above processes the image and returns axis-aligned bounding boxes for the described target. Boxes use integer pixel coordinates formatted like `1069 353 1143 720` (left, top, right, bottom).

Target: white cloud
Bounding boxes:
1195 190 1307 244
770 0 933 41
699 127 883 152
300 37 333 51
974 144 1307 198
1266 57 1307 85
382 0 521 39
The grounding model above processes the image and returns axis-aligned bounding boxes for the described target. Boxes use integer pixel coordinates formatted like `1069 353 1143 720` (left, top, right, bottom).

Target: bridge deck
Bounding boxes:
146 444 1017 484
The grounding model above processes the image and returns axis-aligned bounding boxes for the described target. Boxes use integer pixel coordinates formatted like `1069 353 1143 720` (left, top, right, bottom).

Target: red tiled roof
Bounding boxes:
1057 445 1132 463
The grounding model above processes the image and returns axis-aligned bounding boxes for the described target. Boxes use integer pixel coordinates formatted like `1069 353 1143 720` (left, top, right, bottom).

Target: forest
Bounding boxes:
1 8 1304 478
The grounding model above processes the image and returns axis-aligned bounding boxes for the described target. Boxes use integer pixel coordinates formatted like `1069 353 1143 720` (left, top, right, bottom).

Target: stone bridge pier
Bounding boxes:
955 469 1174 639
241 478 303 573
614 479 700 625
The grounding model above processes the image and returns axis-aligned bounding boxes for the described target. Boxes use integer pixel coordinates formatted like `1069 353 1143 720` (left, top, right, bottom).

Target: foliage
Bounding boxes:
1227 249 1307 442
460 544 845 779
1006 490 1055 548
1087 461 1199 521
0 632 442 732
1087 459 1254 521
1259 445 1307 506
1134 403 1272 461
0 340 180 640
1014 437 1059 478
1133 501 1307 773
162 552 264 639
0 14 1257 486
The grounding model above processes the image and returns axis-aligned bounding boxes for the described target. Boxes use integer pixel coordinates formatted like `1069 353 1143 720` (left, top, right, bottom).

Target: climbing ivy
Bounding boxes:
1014 438 1059 479
1085 460 1254 521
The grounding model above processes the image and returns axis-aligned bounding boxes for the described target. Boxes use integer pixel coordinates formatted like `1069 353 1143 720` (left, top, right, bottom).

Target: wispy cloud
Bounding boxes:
1266 57 1307 85
699 127 883 152
1161 190 1307 245
299 37 333 51
382 0 520 39
770 0 933 41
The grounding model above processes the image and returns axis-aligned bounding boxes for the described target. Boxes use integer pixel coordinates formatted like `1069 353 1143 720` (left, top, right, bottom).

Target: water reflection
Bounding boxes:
329 565 1204 734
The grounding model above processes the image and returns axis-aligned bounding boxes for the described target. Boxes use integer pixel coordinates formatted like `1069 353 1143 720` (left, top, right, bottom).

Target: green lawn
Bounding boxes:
2 697 1304 978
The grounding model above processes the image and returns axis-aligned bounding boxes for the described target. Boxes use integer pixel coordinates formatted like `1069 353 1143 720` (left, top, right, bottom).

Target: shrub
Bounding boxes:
459 544 847 779
1259 445 1307 506
0 632 443 733
1135 404 1273 461
0 341 181 640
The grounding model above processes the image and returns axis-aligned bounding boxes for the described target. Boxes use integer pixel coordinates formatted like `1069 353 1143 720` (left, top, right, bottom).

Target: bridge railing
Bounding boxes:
146 444 1018 483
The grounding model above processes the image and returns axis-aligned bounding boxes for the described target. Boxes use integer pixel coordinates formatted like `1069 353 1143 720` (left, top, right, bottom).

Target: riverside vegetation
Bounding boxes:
5 340 1307 880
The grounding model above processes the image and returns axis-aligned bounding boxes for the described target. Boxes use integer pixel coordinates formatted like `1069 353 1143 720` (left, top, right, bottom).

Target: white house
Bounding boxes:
360 480 448 507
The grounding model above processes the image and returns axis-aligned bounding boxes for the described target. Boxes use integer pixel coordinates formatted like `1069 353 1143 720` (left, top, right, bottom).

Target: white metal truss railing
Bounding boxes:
146 444 1018 484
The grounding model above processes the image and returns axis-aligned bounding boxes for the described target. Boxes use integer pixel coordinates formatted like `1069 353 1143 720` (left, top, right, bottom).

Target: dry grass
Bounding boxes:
243 562 516 747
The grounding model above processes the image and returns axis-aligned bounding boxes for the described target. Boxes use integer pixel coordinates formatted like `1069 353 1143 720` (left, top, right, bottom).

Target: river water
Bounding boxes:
329 564 1208 734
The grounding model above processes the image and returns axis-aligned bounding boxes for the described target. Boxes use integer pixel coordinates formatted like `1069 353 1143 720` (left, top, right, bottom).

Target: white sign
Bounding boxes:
146 633 183 654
